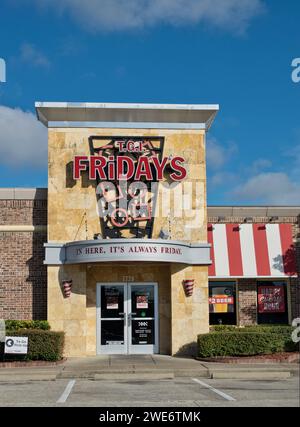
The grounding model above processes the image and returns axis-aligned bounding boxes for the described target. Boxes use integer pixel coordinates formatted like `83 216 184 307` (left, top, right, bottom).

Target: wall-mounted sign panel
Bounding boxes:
44 239 211 266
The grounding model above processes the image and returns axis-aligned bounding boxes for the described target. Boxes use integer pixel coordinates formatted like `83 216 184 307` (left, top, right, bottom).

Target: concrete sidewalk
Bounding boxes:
0 355 298 381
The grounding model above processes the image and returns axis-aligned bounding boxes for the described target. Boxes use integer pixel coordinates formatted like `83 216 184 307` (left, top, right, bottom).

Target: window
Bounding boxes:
257 281 288 324
209 281 237 325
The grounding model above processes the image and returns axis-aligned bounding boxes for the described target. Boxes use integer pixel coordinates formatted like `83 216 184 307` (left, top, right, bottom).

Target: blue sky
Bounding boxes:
0 0 299 205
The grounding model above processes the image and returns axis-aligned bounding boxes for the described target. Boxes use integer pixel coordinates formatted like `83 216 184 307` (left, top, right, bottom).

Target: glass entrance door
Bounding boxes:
128 284 158 354
96 282 158 355
97 283 126 354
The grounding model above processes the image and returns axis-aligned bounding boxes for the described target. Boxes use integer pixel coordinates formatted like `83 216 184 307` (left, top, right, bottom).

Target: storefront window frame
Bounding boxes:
208 280 237 326
256 279 289 325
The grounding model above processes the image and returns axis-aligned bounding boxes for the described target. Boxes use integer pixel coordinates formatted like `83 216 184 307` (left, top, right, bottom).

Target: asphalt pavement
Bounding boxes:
0 376 298 407
0 355 299 407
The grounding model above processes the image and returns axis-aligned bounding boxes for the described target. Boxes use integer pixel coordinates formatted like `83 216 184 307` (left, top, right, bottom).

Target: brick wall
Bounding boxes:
208 209 300 325
0 199 47 225
0 199 47 320
237 279 257 325
291 221 300 319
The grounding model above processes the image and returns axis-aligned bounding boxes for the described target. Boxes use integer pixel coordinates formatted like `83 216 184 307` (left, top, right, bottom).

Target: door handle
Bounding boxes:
118 312 126 326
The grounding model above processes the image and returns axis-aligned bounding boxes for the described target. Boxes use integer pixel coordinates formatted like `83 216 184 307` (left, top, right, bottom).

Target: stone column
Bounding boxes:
170 264 209 356
48 264 87 356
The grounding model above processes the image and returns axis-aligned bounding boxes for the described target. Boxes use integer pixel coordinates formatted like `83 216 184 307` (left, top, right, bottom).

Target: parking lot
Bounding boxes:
0 376 299 407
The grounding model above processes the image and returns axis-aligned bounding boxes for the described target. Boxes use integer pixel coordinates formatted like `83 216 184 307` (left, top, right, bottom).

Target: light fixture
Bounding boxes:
62 280 72 298
159 229 170 239
183 279 194 297
269 216 279 222
244 217 253 223
217 216 226 222
94 233 102 240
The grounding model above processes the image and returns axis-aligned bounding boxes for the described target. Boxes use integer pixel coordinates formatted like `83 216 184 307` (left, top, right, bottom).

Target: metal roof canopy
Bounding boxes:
35 102 219 130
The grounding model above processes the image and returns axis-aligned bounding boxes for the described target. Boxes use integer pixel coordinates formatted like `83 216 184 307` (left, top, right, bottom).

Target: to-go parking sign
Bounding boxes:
4 336 28 354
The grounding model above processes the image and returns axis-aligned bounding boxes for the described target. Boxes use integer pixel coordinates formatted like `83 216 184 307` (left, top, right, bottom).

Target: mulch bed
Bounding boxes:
196 352 300 364
0 358 67 368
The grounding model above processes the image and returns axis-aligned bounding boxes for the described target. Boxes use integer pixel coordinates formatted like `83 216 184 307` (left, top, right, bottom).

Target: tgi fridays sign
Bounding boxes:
73 139 186 182
72 136 187 239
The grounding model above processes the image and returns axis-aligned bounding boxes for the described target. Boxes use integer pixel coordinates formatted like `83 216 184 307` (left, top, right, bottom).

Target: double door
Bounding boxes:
96 282 158 354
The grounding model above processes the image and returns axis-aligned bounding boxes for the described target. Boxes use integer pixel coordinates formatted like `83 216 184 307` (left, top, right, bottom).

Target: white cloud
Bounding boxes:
33 0 265 33
20 43 50 68
251 158 272 173
232 172 300 204
0 105 47 168
206 136 237 170
210 171 237 187
286 142 300 174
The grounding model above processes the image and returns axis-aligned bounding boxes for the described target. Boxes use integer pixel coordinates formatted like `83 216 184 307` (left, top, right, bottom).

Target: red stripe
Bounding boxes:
253 224 270 276
226 224 243 276
207 224 216 276
279 224 297 276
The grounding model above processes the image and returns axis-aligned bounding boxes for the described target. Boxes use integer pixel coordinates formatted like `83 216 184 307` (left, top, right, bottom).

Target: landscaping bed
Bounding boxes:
196 352 299 364
198 325 298 359
0 321 64 362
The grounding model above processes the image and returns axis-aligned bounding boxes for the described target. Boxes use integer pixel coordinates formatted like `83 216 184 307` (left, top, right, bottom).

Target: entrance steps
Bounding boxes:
57 368 209 380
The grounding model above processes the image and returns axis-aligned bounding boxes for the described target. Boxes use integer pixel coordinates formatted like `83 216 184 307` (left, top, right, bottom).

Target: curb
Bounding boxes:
94 372 174 380
0 359 66 368
0 373 57 382
58 369 209 379
196 353 300 364
209 370 292 380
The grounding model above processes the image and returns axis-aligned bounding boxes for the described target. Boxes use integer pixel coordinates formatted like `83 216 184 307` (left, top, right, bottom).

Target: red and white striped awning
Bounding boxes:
208 223 297 278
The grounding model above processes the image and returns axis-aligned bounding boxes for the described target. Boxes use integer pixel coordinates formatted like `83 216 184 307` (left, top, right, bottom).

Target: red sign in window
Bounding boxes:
209 296 234 305
258 286 285 313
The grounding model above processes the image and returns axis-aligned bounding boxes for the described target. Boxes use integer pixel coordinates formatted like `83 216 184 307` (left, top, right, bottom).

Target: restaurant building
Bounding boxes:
0 102 299 357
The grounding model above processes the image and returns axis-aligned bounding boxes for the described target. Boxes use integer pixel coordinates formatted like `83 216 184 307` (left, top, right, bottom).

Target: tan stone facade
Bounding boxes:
46 126 210 357
47 128 207 243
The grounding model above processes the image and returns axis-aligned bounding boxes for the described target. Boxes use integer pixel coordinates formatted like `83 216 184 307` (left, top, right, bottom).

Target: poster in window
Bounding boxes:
258 286 285 313
132 320 154 345
209 287 234 313
136 295 148 309
106 296 118 309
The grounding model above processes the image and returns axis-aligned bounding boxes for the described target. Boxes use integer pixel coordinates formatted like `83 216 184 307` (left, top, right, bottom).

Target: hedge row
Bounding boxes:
210 325 294 335
0 330 64 362
4 320 50 331
197 332 296 358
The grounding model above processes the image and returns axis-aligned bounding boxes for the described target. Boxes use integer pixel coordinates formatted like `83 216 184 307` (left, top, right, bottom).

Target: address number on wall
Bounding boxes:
122 276 134 282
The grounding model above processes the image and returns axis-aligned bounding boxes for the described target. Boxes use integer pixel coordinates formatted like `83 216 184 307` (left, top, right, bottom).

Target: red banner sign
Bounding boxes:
258 286 285 313
209 296 234 305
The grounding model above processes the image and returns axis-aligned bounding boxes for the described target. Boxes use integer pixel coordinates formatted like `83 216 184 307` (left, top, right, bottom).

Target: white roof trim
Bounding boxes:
35 101 219 130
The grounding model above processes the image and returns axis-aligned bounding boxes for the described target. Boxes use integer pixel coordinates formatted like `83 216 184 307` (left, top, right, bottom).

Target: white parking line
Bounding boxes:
57 380 76 403
192 378 236 401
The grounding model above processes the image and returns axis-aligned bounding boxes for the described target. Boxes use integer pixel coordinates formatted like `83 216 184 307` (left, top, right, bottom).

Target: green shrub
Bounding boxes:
4 320 50 331
197 332 296 358
0 330 64 362
210 325 238 332
210 325 293 335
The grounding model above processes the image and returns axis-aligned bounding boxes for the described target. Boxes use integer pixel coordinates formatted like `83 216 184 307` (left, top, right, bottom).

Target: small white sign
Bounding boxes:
4 336 28 354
